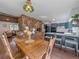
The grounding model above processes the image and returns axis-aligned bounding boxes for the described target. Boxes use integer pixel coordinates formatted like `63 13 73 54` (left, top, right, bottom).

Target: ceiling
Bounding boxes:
0 0 79 23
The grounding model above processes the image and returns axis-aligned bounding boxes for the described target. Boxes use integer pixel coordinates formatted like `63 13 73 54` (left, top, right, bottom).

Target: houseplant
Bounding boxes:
71 14 79 24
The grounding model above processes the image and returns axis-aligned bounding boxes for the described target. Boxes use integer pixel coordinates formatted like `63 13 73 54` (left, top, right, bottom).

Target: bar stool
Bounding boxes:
55 34 64 48
64 36 78 55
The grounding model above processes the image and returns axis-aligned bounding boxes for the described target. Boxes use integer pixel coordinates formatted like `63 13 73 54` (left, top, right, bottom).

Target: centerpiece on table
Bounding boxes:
24 26 35 44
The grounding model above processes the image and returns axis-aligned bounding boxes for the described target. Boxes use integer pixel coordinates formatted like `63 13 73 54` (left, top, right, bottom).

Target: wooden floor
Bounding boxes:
51 48 79 59
0 38 79 59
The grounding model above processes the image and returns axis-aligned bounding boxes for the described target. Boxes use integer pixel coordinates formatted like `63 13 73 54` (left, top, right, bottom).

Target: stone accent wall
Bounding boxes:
18 15 43 31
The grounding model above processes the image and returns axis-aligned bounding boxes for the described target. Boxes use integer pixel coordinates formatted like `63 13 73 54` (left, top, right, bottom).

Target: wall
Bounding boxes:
44 7 79 24
0 21 18 35
71 7 79 16
18 15 43 31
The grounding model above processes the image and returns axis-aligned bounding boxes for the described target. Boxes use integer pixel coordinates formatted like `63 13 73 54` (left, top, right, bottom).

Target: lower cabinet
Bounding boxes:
45 32 79 53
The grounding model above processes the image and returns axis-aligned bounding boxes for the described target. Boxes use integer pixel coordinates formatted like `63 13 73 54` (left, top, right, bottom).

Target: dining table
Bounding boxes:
16 39 48 59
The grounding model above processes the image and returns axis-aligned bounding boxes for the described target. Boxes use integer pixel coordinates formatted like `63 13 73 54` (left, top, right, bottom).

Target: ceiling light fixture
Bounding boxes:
52 18 56 21
23 0 34 13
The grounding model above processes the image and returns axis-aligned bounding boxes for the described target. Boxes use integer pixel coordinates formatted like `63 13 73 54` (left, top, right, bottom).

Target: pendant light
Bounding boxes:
23 0 34 13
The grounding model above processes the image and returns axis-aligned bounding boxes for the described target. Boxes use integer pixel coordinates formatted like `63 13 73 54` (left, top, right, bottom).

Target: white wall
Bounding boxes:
44 7 79 24
0 21 18 35
71 7 79 16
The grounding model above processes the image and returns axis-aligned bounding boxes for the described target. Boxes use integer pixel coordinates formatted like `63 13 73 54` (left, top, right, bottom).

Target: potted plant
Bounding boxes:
71 14 79 24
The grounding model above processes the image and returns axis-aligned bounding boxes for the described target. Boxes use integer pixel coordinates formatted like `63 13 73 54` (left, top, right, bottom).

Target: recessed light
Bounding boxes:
6 19 9 21
52 18 56 21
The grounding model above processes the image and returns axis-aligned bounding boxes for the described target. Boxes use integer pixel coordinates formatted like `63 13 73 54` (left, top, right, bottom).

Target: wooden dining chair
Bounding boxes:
1 33 15 59
43 35 56 59
1 33 25 59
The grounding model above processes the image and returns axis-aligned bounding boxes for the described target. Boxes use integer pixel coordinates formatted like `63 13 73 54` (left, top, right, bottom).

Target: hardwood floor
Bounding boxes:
51 48 79 59
0 38 79 59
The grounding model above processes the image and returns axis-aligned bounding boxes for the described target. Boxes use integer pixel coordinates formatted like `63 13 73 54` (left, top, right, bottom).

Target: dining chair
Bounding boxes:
44 35 56 59
1 33 15 59
64 36 78 55
55 33 65 48
1 32 25 59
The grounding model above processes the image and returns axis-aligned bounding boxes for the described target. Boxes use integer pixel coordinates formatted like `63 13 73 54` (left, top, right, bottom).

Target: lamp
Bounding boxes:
23 0 34 13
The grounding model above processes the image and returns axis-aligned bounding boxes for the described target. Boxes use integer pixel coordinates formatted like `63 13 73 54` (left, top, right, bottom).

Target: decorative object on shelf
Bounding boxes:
23 0 34 13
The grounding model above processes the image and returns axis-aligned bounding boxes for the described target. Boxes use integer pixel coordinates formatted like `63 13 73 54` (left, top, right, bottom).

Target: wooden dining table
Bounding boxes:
16 39 48 59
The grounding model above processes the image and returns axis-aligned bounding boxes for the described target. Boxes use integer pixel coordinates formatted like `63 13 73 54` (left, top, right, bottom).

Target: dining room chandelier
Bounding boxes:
23 0 34 13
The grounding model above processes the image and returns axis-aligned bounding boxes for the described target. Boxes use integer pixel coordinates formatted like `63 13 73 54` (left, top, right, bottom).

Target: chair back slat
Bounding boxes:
45 37 56 59
1 33 15 59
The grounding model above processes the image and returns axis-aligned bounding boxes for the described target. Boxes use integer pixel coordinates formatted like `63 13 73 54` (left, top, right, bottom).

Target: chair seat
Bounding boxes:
56 38 62 41
45 36 51 39
11 45 25 59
